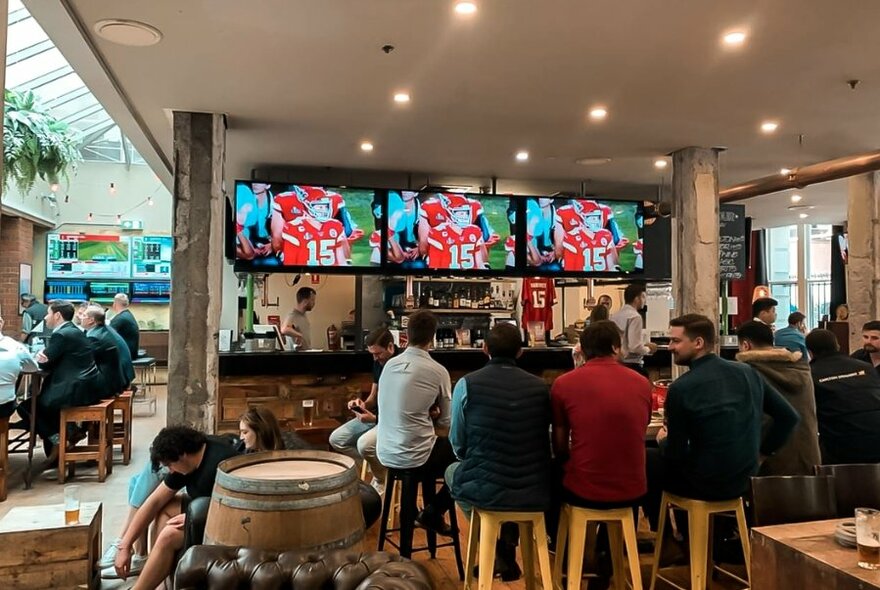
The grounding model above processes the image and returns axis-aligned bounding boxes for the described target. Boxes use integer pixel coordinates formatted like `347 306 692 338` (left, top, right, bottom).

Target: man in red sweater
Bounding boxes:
551 320 652 507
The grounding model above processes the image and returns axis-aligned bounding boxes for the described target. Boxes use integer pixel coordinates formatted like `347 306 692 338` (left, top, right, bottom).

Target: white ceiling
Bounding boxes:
29 0 876 227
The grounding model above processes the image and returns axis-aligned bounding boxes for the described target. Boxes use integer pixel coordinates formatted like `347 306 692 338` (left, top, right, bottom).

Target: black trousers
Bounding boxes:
15 399 60 454
420 436 456 516
0 400 15 419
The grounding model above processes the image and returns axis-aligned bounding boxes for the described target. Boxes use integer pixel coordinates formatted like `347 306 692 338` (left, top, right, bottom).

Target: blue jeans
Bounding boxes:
444 461 472 519
128 458 168 508
329 419 385 485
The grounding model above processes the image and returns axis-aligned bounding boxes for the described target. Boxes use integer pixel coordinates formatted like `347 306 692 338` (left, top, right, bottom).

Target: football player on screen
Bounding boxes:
425 206 488 270
387 190 426 268
236 182 279 266
270 185 363 258
418 193 499 260
280 198 349 266
555 202 614 272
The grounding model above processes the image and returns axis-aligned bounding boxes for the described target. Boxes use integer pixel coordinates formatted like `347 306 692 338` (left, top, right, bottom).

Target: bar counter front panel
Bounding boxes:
217 346 738 434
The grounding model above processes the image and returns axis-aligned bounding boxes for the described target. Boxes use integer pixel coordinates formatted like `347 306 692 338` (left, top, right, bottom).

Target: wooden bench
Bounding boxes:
59 400 114 483
0 416 8 502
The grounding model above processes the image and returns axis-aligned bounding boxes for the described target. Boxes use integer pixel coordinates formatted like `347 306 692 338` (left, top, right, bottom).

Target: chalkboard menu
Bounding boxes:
719 204 747 280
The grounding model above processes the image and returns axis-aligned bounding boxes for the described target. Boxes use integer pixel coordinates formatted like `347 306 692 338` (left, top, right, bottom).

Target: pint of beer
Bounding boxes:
64 485 81 525
302 399 315 427
856 507 880 570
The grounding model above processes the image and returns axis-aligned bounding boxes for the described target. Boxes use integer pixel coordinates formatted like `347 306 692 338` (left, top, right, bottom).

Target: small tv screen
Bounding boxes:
47 233 131 279
385 191 515 273
234 181 379 271
88 281 130 303
132 281 171 303
524 197 643 274
131 236 172 279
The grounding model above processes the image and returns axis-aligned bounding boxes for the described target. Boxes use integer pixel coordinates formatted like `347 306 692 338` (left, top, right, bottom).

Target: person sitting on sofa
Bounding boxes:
113 425 239 588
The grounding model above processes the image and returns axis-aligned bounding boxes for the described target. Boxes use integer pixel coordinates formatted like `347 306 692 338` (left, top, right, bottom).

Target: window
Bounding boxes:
806 224 833 328
767 225 798 329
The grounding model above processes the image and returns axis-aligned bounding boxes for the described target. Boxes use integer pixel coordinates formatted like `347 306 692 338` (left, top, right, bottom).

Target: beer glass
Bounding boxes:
64 485 81 525
856 507 880 570
302 399 315 427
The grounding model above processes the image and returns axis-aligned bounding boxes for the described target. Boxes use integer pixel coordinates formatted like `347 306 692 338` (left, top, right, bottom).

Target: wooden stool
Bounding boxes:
649 492 751 590
465 509 553 590
110 392 133 465
386 479 402 529
0 416 8 502
553 504 642 590
59 400 114 484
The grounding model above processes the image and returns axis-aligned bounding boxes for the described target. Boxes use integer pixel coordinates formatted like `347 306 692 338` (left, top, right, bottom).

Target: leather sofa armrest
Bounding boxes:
183 496 210 550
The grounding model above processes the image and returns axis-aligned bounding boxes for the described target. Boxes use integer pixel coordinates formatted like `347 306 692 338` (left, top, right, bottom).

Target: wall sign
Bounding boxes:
719 204 747 280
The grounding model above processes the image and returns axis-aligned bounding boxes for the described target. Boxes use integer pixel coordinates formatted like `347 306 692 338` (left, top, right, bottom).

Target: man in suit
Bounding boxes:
110 293 140 361
19 300 105 463
81 305 131 396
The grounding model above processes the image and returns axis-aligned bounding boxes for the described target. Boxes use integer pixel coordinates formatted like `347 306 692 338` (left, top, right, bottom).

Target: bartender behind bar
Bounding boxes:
281 287 316 350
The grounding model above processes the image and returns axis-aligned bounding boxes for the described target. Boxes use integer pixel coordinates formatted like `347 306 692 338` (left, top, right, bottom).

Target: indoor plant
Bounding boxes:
3 88 81 195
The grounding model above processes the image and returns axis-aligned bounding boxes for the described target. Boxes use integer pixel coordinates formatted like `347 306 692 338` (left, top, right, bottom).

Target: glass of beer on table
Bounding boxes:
856 507 880 570
302 399 315 427
64 485 81 525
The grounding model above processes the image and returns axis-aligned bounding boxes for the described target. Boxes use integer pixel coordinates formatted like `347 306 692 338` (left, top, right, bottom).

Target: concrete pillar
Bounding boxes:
167 112 226 431
846 172 880 350
0 0 9 254
671 147 721 325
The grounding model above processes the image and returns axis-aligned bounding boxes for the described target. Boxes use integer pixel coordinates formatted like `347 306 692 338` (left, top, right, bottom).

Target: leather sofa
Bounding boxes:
174 546 433 590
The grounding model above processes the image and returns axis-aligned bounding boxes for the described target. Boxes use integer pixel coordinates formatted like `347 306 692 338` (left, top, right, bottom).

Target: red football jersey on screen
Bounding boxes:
273 192 307 222
555 205 583 233
420 195 483 228
522 277 556 331
581 229 614 271
426 223 483 270
281 218 346 266
561 229 590 271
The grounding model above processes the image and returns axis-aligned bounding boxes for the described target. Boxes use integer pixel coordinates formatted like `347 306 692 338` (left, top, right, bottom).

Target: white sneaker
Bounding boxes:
97 538 121 569
100 554 147 579
370 477 386 497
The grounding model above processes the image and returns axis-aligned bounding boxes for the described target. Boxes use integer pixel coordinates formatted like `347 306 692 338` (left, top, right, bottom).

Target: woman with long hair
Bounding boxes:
239 406 285 452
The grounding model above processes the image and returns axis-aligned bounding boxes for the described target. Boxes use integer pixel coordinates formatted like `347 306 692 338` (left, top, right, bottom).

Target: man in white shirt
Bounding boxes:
0 314 38 418
376 310 454 543
611 284 657 376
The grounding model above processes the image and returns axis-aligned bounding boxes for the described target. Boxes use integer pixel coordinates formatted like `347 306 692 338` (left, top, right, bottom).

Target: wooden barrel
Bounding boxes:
204 450 365 552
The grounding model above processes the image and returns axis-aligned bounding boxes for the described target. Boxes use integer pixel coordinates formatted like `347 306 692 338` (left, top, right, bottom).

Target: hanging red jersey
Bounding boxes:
522 277 556 331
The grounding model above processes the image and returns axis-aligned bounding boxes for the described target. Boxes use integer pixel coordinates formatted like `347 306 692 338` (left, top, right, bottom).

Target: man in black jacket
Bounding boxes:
19 300 105 461
110 293 140 361
806 329 880 463
850 320 880 377
446 323 552 580
81 305 130 395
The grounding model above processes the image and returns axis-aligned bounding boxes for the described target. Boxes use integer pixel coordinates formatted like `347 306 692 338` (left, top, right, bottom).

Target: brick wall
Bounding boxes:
0 214 35 336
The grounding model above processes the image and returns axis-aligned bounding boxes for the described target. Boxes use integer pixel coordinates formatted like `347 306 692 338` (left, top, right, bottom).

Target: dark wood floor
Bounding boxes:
365 509 749 590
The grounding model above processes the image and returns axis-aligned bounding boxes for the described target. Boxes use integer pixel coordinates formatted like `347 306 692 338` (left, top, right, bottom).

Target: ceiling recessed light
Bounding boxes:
575 157 612 166
761 121 779 133
94 19 163 47
780 168 792 176
454 1 477 15
393 92 411 104
791 194 803 203
589 107 608 121
722 30 747 46
654 159 668 170
360 141 374 152
799 213 809 219
515 150 529 162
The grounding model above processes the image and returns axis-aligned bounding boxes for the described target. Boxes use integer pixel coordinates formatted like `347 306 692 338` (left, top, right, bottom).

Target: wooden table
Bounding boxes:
0 501 102 589
752 518 880 589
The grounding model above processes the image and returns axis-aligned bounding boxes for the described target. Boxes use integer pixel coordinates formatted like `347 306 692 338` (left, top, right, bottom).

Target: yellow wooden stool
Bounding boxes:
649 492 751 590
465 509 553 590
553 504 642 590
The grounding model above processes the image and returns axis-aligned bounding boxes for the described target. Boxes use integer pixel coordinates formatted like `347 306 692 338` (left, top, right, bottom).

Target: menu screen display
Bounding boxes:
524 198 643 274
47 233 131 278
385 191 515 273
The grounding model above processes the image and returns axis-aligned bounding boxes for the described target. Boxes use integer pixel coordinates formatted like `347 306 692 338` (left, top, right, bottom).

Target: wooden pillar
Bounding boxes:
672 147 721 324
845 172 880 350
167 112 226 430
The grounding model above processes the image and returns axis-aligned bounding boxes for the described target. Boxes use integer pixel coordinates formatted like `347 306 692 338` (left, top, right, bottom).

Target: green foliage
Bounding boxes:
3 89 81 195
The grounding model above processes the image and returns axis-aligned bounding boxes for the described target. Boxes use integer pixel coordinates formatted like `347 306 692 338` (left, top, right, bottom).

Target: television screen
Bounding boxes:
385 191 515 273
523 197 643 274
233 181 379 271
44 279 88 302
132 236 173 279
132 281 171 303
47 233 131 278
88 281 130 304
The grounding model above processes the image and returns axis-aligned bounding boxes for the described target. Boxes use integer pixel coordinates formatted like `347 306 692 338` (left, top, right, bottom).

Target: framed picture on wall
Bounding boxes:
19 263 32 311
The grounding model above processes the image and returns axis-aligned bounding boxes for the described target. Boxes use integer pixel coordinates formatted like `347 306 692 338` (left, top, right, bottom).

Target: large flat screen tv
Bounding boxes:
131 235 172 279
385 191 515 274
523 197 643 275
233 181 380 272
47 233 131 279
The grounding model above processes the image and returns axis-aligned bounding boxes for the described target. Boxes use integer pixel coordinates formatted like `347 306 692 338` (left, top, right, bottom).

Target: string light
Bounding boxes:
147 196 154 206
64 195 70 203
50 183 59 192
87 212 93 221
109 182 117 194
116 214 122 222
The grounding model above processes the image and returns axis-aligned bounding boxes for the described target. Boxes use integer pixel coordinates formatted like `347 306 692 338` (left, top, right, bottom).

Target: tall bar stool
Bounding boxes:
58 399 115 483
377 466 465 580
109 391 133 465
466 509 553 590
553 504 642 590
649 492 751 590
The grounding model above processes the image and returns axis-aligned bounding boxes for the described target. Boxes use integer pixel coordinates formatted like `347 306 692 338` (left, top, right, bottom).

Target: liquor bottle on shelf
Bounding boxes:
430 289 438 308
452 290 460 309
470 288 478 309
461 289 470 309
419 288 428 308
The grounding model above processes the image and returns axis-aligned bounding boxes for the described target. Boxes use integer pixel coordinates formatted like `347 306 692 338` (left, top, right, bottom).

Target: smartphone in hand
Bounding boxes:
351 405 365 415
